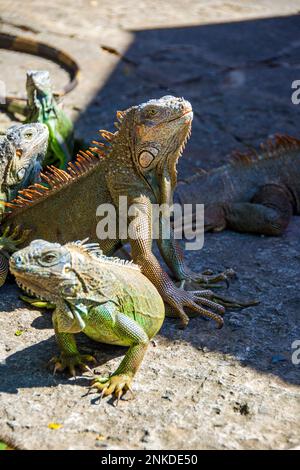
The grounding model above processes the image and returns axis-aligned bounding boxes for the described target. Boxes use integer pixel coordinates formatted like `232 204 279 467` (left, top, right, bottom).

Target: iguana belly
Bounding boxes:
83 324 130 347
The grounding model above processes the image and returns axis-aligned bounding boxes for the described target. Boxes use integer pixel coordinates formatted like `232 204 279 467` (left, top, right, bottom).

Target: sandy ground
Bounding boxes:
0 0 300 450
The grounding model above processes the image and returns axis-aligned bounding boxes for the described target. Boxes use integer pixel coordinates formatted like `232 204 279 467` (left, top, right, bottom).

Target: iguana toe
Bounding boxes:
189 268 236 287
90 374 133 404
0 225 31 253
168 288 225 329
49 353 96 377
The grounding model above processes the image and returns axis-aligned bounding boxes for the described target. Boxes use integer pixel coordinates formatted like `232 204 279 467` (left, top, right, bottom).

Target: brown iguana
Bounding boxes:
176 135 300 236
0 122 49 285
10 239 165 402
3 96 228 328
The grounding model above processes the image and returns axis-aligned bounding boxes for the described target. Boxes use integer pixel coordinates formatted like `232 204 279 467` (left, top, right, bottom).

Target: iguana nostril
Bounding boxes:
13 255 22 266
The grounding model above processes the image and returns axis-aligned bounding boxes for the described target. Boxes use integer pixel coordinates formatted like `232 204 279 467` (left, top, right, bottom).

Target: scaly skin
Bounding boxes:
25 71 74 169
4 96 228 327
10 240 165 402
0 123 48 286
176 135 300 236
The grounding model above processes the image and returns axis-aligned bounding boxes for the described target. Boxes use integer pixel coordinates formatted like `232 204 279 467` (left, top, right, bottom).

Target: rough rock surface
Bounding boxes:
0 0 300 450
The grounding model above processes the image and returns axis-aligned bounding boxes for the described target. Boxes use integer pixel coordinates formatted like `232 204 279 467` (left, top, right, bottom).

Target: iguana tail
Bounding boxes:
0 32 80 108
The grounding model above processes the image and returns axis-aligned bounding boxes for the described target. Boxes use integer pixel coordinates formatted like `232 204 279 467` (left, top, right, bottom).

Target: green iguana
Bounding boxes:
176 135 300 236
3 70 74 169
24 70 74 169
10 239 165 402
0 122 49 286
0 33 78 169
4 96 228 328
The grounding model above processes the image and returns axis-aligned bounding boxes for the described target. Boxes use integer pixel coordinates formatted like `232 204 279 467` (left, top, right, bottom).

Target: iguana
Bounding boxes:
176 135 300 236
2 70 74 169
0 32 78 168
0 122 49 286
10 239 166 402
24 70 74 169
3 96 228 328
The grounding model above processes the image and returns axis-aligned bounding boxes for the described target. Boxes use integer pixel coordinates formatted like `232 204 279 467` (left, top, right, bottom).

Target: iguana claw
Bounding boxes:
49 353 97 377
90 374 133 405
179 278 259 313
0 225 31 252
168 287 225 329
188 268 236 288
210 293 260 309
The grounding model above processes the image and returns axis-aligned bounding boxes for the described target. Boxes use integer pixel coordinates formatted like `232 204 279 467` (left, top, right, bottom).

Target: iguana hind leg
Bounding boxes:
224 184 293 235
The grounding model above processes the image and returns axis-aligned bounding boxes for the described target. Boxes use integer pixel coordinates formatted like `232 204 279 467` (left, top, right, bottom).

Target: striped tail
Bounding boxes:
0 252 9 287
0 32 80 102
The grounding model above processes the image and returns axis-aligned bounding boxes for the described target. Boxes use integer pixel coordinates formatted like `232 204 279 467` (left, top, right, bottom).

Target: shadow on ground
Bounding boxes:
1 14 300 394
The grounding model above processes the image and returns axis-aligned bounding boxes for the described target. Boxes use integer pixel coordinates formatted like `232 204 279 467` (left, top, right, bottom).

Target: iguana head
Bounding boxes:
116 95 193 205
10 239 112 333
26 70 52 109
0 123 49 209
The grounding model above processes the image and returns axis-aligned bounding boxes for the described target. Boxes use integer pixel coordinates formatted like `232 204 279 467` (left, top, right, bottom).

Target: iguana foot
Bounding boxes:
49 353 97 377
178 284 258 310
210 293 260 309
167 287 225 329
186 268 236 288
0 225 31 253
90 374 133 405
20 295 56 310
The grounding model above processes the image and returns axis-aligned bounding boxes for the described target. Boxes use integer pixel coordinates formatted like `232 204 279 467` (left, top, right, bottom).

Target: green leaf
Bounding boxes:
14 330 24 337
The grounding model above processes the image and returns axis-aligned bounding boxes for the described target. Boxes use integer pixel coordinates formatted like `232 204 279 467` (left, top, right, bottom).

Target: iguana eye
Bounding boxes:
40 252 59 266
24 132 33 139
146 108 158 117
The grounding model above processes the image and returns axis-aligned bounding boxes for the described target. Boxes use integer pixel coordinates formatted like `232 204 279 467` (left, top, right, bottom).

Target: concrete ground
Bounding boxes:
0 0 300 450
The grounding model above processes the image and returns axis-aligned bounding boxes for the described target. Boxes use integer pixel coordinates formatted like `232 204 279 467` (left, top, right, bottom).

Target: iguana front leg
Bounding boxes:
157 216 234 286
125 196 225 328
158 218 258 309
50 310 96 377
90 303 149 403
